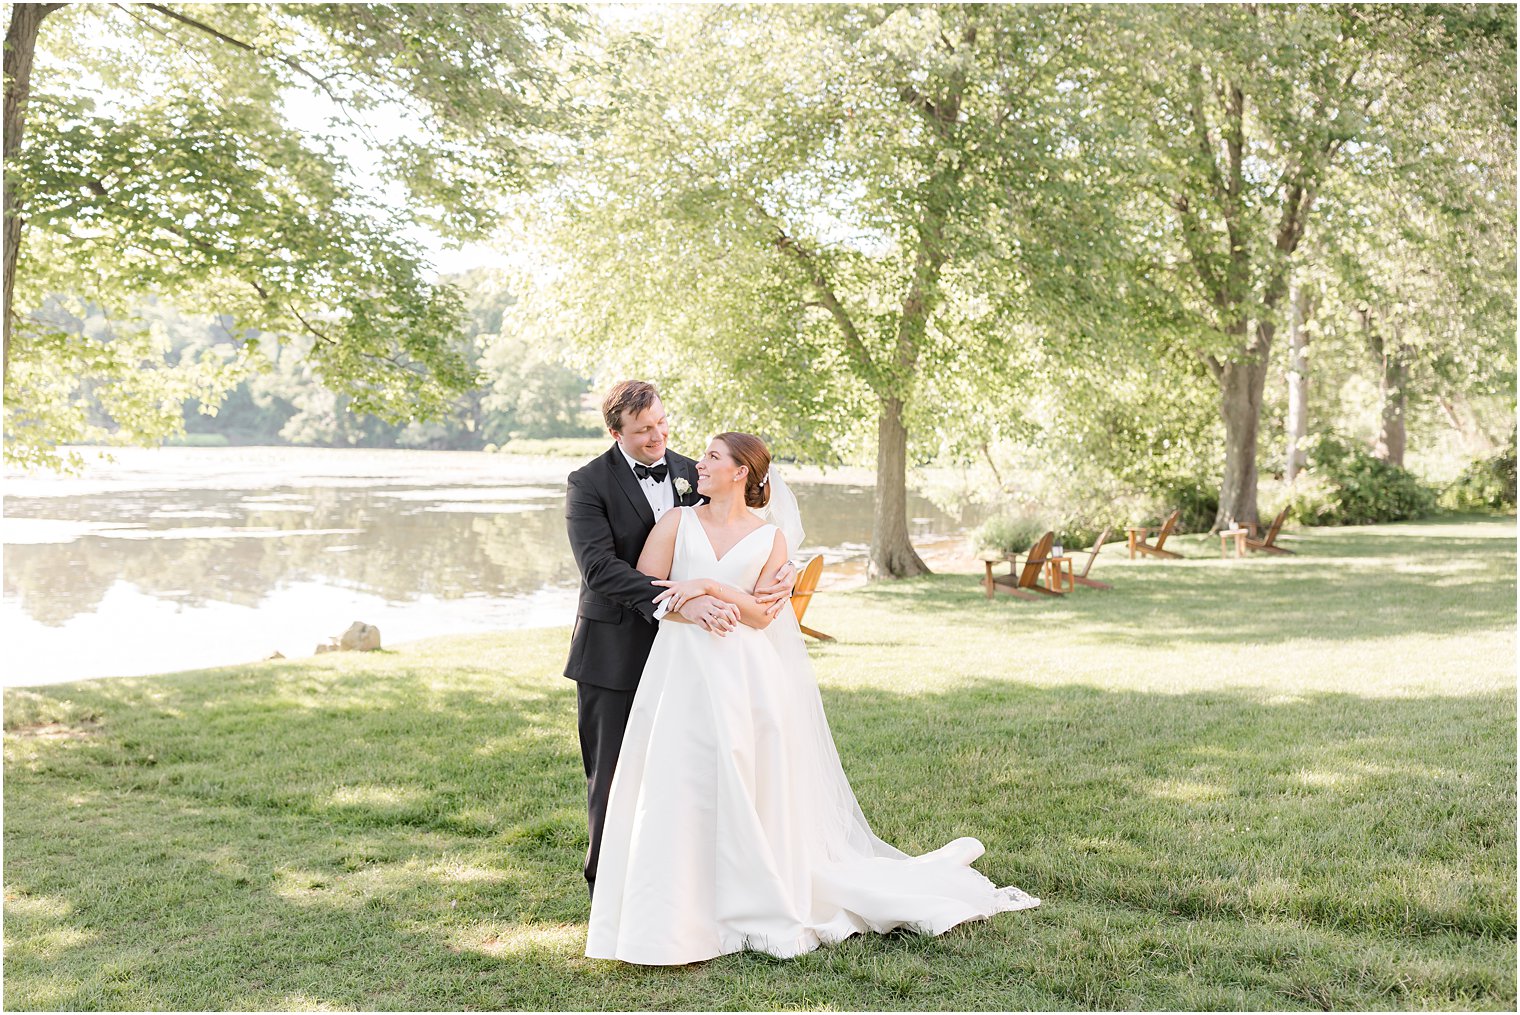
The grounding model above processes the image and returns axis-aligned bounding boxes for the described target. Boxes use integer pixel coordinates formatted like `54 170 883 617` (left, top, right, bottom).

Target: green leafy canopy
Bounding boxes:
4 1 590 469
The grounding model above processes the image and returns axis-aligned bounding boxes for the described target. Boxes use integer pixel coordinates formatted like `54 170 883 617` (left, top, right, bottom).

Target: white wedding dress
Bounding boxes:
585 507 1039 965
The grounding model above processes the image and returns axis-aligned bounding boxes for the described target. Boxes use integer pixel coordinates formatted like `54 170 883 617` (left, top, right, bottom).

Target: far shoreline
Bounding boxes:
4 442 886 494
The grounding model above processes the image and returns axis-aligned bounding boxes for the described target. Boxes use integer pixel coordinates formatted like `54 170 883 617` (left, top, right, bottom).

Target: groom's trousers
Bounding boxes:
577 681 636 899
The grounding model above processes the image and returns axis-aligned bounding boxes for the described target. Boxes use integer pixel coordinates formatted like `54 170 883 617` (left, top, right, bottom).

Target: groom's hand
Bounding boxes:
679 594 739 635
754 560 798 619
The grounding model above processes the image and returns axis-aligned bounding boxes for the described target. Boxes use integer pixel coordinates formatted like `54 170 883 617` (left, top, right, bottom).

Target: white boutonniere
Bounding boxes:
674 477 692 497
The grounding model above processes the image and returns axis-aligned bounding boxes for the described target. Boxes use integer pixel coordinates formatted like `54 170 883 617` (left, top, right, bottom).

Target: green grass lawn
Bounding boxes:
4 516 1515 1011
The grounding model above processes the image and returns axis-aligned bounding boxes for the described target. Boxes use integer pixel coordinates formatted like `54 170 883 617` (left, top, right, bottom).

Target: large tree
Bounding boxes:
546 3 1120 577
1318 58 1515 469
3 1 588 469
1109 3 1514 529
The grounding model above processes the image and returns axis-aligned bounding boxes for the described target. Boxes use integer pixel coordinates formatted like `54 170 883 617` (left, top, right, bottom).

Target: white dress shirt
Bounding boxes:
619 446 675 521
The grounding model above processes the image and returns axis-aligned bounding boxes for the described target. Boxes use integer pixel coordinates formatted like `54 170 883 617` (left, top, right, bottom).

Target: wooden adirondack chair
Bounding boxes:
984 530 1064 600
1072 526 1113 589
1126 509 1183 559
1246 507 1294 555
790 555 836 641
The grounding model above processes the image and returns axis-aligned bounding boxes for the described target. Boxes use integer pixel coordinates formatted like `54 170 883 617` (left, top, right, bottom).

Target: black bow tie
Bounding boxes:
634 462 669 483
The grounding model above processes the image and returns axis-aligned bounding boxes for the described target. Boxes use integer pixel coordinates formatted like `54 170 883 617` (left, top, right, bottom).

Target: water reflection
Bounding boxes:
2 448 980 685
5 485 576 622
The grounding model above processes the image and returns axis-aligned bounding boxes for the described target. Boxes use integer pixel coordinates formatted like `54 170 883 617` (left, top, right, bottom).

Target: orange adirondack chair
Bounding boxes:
984 530 1064 600
1072 526 1114 590
1126 509 1183 559
791 555 835 641
1246 507 1294 555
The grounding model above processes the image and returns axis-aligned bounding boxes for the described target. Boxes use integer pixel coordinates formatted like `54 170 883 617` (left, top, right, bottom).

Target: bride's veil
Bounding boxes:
757 467 805 557
758 467 907 865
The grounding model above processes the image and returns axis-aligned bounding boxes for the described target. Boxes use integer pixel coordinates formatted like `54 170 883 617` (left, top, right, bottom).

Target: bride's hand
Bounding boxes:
753 559 798 618
652 578 712 613
677 594 738 635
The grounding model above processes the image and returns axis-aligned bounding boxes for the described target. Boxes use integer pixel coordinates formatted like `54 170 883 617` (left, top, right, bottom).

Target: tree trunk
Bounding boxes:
1215 351 1268 533
1285 282 1310 483
1438 393 1495 456
3 3 64 375
869 396 928 579
1373 319 1408 468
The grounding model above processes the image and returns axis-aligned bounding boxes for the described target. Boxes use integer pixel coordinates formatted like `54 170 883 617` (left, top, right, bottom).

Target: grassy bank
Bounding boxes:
4 517 1515 1010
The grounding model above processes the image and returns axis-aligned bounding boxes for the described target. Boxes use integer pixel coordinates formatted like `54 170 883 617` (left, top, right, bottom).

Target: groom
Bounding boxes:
564 380 795 900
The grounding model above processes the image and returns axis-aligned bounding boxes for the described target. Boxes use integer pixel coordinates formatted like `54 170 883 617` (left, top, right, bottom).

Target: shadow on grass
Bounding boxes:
5 660 1515 1010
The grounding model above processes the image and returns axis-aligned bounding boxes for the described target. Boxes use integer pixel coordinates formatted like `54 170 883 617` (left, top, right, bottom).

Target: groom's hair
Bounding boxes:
602 380 660 434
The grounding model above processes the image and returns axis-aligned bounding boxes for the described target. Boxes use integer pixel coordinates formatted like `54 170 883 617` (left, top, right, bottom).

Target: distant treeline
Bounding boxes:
164 268 601 450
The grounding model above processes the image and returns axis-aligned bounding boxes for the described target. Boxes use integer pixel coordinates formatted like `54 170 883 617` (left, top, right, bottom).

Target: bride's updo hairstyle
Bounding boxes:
715 431 771 509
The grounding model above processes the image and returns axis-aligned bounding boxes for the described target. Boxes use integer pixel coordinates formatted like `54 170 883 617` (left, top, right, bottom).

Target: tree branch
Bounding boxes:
111 2 211 60
286 301 338 347
753 203 879 390
1260 180 1317 315
895 174 956 377
981 442 1008 493
1185 65 1229 207
1225 84 1245 206
143 3 256 53
1274 182 1313 255
773 229 879 386
1173 193 1228 309
896 83 940 125
141 4 357 118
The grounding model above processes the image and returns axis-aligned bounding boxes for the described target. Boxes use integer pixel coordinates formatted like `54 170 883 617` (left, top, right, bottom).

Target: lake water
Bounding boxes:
2 447 982 686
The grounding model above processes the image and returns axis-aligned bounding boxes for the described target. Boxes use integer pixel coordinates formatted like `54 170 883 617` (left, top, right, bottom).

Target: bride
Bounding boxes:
584 431 1039 965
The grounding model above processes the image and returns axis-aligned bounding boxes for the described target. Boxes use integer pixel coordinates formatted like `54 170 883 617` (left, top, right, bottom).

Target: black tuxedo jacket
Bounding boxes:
563 444 703 690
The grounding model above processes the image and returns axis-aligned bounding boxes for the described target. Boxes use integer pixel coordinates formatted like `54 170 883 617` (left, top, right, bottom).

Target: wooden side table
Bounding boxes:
979 551 1009 598
1045 555 1075 592
1219 527 1249 558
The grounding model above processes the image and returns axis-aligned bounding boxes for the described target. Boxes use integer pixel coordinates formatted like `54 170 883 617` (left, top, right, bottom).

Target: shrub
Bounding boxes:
971 512 1049 557
1055 510 1128 551
1287 432 1436 526
1100 480 1216 537
1439 429 1517 513
1153 479 1218 533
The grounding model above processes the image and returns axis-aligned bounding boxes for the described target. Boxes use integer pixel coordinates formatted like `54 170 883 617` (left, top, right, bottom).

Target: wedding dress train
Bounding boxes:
585 507 1038 965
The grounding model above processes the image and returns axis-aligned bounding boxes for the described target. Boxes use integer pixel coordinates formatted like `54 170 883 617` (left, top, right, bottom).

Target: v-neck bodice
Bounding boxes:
670 507 776 592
